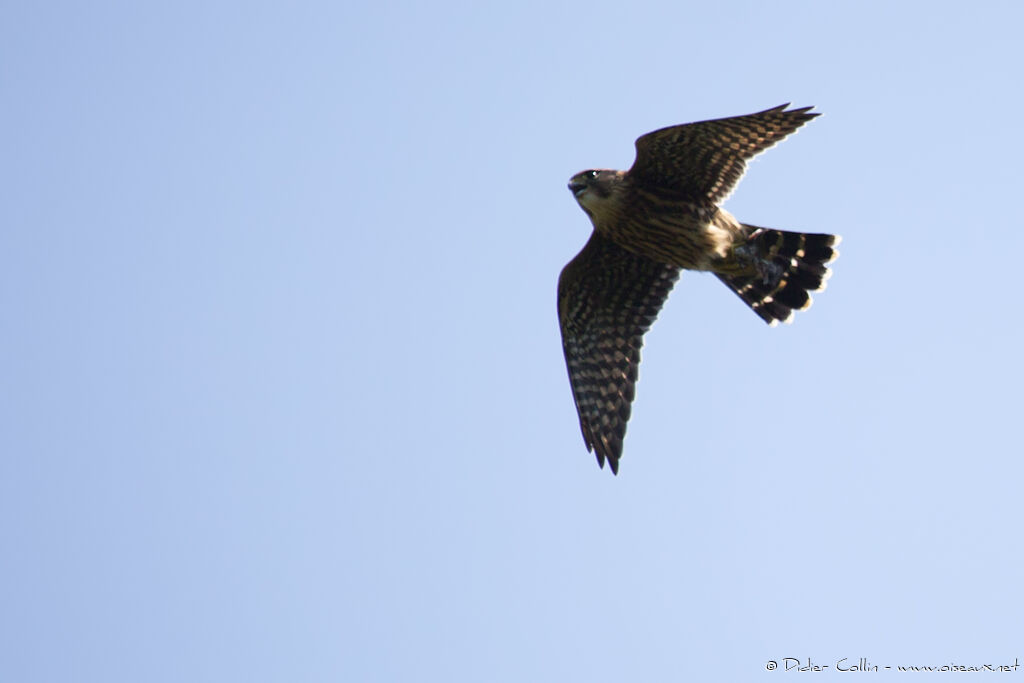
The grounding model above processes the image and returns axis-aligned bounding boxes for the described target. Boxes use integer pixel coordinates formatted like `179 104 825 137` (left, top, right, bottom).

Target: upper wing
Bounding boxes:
629 104 819 204
557 232 680 474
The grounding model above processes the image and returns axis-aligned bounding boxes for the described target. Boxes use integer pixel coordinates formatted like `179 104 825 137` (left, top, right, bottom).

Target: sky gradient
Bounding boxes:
4 1 1023 681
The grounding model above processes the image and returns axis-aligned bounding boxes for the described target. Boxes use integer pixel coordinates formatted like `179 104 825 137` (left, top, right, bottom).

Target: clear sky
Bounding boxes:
4 1 1023 681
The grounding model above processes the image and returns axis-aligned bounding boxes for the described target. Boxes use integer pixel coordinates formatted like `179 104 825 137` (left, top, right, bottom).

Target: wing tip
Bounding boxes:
766 103 820 121
597 455 620 475
590 438 621 475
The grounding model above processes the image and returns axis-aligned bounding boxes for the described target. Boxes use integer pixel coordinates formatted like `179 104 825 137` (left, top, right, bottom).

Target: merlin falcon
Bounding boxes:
558 104 839 474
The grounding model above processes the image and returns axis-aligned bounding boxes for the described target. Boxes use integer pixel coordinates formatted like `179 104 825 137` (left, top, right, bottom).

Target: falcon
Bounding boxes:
558 104 839 474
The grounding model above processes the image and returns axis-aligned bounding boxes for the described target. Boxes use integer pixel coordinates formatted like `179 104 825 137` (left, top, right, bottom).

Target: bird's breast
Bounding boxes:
590 191 739 271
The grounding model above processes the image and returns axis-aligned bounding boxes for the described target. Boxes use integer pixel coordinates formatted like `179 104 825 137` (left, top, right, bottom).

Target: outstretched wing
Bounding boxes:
629 104 819 204
557 232 680 474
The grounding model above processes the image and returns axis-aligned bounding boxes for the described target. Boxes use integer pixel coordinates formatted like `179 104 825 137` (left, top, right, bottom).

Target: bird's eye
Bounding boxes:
586 170 599 179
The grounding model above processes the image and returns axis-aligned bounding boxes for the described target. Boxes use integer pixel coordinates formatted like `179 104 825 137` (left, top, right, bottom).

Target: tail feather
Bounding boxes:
718 226 840 326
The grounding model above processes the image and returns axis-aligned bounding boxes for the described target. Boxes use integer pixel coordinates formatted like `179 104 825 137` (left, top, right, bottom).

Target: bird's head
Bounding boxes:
568 169 622 218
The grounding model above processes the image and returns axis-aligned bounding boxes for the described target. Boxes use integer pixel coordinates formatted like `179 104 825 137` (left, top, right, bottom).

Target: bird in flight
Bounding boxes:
558 104 839 474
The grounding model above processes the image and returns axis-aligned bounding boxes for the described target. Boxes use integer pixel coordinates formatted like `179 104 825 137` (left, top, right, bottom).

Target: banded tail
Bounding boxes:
717 226 840 326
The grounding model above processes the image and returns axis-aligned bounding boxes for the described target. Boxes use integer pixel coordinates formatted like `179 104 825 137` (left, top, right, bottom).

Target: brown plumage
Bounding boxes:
559 104 839 474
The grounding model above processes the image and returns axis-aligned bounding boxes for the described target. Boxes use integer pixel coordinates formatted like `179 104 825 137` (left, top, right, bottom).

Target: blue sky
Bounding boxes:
3 1 1023 681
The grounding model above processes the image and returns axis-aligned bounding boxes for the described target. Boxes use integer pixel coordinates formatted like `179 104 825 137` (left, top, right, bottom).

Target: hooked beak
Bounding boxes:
568 180 587 196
